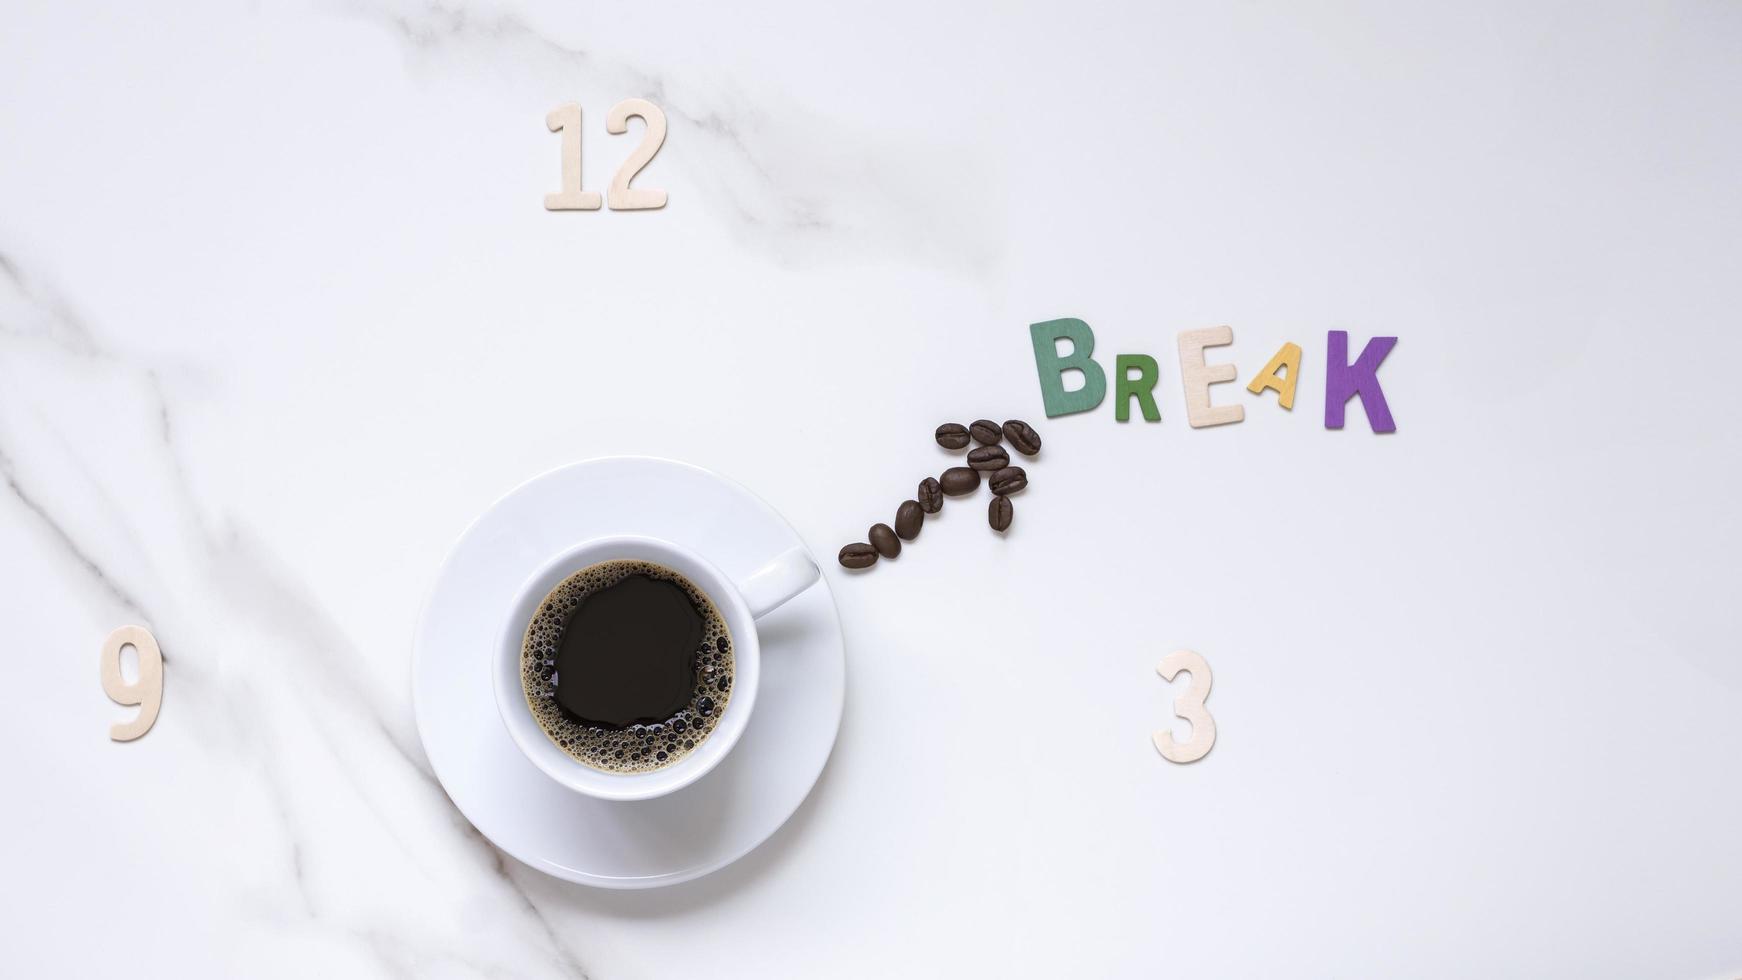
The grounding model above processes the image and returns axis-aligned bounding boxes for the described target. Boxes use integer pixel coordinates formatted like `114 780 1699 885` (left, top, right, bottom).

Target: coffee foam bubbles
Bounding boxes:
520 559 733 774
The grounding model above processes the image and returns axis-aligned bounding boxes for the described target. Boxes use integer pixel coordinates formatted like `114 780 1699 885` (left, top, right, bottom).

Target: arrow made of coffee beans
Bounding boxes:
838 418 1040 569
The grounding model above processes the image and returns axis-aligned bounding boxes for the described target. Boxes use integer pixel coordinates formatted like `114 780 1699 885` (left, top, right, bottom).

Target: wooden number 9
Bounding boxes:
100 625 163 741
1153 649 1215 763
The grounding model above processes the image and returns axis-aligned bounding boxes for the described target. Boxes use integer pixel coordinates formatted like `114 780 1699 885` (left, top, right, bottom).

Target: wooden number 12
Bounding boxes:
544 99 668 211
1154 649 1215 763
100 625 163 741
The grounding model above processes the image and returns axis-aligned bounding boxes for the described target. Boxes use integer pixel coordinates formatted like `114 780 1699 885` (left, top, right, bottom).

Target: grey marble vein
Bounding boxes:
0 246 589 978
337 0 999 272
0 250 107 358
0 446 152 621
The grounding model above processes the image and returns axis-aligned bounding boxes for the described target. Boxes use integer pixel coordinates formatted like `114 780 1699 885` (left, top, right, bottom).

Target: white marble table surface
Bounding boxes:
4 1 1740 977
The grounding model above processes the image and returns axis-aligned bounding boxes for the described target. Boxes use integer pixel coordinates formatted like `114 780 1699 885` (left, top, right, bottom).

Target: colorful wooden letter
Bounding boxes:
1246 341 1302 410
1176 326 1244 428
1030 318 1108 418
1324 330 1397 432
1115 354 1161 422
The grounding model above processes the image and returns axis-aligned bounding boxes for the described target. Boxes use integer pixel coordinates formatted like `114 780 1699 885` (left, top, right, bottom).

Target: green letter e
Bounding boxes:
1029 318 1107 418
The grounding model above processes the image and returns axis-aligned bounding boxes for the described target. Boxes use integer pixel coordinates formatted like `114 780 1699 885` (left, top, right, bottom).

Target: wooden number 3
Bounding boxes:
100 625 163 741
544 99 668 211
1153 649 1215 764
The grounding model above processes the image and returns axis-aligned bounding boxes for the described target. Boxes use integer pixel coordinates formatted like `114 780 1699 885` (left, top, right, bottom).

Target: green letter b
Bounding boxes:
1029 318 1107 418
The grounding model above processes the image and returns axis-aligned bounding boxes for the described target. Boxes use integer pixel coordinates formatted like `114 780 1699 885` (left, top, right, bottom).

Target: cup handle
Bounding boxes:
737 546 821 620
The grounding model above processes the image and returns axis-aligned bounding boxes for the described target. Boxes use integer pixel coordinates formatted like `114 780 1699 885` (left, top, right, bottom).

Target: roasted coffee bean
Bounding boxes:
968 445 1009 471
917 477 943 513
969 419 1002 445
1002 419 1042 456
838 543 877 569
989 495 1013 531
895 500 923 540
934 423 970 450
989 466 1027 495
940 466 981 495
869 523 901 558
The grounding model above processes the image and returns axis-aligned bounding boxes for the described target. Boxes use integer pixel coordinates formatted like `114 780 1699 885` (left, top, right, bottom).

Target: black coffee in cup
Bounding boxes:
520 560 733 773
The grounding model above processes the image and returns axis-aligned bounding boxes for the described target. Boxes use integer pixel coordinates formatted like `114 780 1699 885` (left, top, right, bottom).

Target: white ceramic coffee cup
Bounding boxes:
493 534 819 802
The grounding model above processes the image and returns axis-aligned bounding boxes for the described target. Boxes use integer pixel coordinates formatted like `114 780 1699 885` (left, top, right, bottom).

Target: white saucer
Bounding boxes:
412 457 845 888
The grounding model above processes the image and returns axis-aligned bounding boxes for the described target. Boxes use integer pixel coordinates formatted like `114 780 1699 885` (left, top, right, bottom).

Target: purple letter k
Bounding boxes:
1324 331 1397 432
